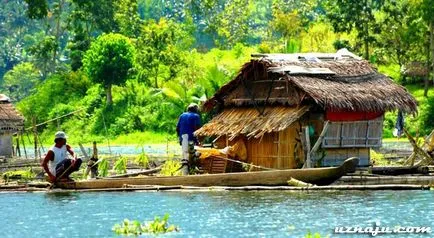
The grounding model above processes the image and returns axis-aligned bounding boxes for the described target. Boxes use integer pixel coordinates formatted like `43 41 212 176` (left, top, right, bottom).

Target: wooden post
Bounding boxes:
310 121 330 155
16 136 21 157
21 134 27 159
304 126 312 168
32 117 38 160
79 143 89 160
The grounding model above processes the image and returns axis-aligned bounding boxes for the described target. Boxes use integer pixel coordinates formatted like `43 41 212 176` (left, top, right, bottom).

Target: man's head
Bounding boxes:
187 103 199 113
54 131 67 144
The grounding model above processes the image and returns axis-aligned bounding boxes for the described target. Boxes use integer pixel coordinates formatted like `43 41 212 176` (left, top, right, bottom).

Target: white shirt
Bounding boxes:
48 145 68 175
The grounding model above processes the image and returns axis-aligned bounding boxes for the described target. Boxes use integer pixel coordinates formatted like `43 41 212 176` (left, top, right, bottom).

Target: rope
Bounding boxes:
211 155 275 171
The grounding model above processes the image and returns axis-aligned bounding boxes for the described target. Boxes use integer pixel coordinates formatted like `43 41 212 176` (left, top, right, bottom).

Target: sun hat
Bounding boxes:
54 131 67 140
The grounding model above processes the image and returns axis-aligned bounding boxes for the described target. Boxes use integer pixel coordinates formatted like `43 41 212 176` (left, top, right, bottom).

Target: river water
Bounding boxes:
1 190 433 237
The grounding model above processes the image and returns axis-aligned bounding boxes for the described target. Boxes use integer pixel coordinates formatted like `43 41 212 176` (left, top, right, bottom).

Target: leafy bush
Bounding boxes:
134 153 149 168
112 214 179 235
160 159 182 176
113 156 128 175
98 158 109 177
2 168 35 181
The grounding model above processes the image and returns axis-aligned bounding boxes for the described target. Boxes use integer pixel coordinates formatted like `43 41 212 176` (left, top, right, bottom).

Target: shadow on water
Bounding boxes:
44 191 81 204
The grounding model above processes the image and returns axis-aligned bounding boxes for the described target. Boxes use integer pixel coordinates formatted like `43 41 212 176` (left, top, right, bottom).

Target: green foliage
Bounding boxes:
24 0 48 19
113 156 128 175
325 0 385 59
370 149 389 166
136 18 192 88
83 33 135 105
304 230 330 238
134 153 149 168
2 168 35 181
420 97 434 135
1 62 40 101
112 214 179 235
98 158 109 177
160 159 182 176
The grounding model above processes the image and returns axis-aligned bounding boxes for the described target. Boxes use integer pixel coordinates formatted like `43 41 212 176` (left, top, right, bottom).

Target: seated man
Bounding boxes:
41 131 82 183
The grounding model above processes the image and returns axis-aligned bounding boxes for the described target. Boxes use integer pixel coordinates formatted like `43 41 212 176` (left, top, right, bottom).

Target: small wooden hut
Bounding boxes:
195 51 418 169
0 94 24 158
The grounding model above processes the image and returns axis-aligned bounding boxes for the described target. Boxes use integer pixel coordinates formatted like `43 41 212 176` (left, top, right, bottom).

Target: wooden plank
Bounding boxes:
304 127 311 168
310 121 329 155
78 143 89 160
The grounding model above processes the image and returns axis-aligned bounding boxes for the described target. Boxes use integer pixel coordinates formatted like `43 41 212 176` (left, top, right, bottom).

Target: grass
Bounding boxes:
383 84 433 138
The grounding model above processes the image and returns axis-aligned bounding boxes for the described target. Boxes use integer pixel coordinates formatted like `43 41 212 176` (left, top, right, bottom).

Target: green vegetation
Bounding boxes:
134 153 149 168
113 156 128 175
2 168 35 181
304 231 330 238
98 158 109 177
112 214 179 235
1 0 434 143
160 159 182 176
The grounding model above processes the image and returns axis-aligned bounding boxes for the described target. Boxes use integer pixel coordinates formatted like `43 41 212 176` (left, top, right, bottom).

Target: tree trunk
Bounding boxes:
431 21 434 94
424 32 430 97
364 22 370 60
106 84 112 105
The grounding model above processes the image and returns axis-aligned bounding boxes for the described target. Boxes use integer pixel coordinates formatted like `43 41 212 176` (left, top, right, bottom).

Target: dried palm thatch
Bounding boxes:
203 57 418 114
0 94 24 133
195 106 309 140
402 61 429 77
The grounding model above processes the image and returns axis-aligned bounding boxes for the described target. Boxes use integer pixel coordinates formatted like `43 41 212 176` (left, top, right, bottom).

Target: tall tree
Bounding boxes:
0 62 40 102
421 0 434 95
378 0 427 68
136 18 192 88
325 0 385 59
83 33 135 105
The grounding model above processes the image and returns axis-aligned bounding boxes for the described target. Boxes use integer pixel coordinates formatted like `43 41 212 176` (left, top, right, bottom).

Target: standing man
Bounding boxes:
41 131 82 183
176 103 201 174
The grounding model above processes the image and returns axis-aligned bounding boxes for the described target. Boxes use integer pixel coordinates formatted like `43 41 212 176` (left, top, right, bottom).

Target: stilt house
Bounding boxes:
195 51 418 168
0 94 24 158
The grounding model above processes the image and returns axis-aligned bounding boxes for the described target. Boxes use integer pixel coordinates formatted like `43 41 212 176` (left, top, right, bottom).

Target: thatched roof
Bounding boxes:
0 94 24 133
402 61 429 77
195 106 309 139
203 52 418 114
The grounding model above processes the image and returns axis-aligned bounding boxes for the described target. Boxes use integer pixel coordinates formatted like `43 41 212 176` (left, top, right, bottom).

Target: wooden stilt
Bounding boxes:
16 136 21 157
21 134 28 159
32 117 38 160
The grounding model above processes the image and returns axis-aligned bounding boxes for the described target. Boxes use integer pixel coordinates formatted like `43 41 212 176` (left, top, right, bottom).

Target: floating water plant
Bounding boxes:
304 230 330 238
112 214 179 235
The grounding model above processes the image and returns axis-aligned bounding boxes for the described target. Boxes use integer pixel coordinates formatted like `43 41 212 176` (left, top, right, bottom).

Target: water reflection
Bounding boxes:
44 192 80 204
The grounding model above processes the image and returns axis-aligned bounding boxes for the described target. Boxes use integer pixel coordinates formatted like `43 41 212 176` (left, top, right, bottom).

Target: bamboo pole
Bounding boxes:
303 127 312 168
15 136 21 157
310 121 329 155
32 117 38 160
21 134 27 159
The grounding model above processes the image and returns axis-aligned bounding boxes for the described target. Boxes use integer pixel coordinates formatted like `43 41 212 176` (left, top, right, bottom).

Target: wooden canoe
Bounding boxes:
57 157 359 189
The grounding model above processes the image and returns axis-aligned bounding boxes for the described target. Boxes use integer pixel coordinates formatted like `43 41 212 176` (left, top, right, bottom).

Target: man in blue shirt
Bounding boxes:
176 103 201 174
176 103 201 145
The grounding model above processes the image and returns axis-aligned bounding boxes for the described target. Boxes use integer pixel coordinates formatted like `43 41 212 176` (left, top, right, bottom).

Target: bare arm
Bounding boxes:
66 144 75 158
41 151 55 182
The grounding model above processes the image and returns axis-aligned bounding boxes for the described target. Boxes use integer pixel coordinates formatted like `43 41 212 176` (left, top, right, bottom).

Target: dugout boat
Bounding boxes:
57 157 359 190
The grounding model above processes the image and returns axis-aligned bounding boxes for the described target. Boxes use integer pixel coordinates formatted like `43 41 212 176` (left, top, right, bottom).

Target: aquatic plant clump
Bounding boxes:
112 214 179 235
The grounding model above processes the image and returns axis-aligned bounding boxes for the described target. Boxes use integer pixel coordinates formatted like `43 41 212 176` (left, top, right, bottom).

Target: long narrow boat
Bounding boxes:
58 157 359 189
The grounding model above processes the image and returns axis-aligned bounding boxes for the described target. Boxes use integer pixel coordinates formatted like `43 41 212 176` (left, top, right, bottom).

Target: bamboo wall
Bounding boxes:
245 124 302 170
214 124 303 170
